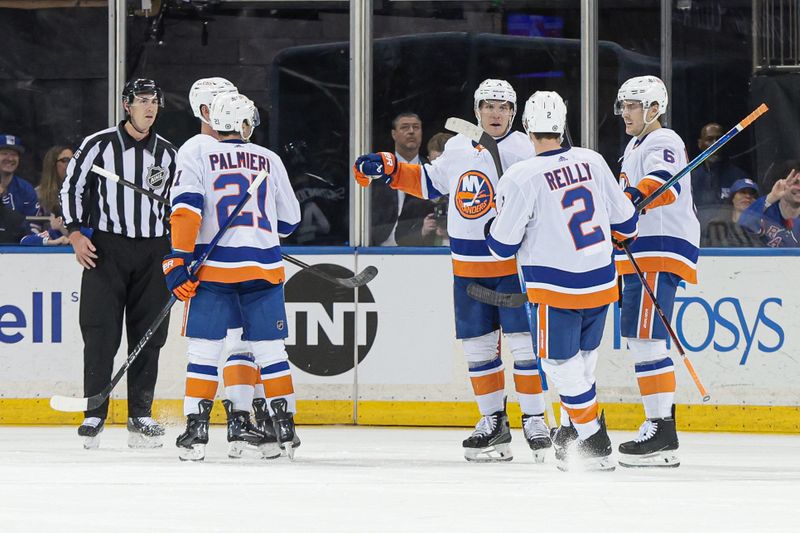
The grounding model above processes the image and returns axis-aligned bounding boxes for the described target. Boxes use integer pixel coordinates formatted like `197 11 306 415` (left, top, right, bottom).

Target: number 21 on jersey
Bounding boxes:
214 172 272 232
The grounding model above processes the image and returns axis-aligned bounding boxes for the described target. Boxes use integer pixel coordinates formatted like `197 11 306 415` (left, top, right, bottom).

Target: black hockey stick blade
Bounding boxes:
281 252 378 288
444 117 504 178
466 282 527 308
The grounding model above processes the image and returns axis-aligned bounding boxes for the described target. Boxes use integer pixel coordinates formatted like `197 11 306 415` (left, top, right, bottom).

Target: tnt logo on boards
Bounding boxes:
0 292 68 344
455 170 494 219
284 264 378 376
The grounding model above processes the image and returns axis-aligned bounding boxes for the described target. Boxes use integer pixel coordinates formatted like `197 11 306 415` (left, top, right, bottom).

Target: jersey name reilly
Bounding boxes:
209 151 269 172
544 163 593 191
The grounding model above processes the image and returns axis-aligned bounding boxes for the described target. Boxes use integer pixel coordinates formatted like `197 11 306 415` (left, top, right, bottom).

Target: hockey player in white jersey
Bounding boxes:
614 76 700 468
166 92 302 461
180 77 280 459
354 79 552 463
487 91 639 471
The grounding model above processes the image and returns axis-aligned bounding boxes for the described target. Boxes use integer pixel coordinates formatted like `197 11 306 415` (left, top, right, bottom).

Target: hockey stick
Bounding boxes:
92 165 378 288
92 164 170 204
49 170 270 413
281 253 378 289
466 283 526 308
620 241 711 402
444 117 503 180
636 103 768 213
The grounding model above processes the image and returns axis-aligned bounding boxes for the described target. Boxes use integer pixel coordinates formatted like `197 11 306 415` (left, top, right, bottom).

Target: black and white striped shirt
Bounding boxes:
60 122 177 238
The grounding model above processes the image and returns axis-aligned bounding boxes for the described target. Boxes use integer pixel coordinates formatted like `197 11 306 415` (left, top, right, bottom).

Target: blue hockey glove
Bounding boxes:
162 251 198 301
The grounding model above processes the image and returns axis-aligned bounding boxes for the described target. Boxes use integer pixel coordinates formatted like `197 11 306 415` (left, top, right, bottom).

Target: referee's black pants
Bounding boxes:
79 231 171 419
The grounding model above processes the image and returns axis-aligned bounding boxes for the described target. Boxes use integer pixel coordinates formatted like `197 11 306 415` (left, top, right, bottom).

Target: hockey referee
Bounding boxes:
60 78 177 449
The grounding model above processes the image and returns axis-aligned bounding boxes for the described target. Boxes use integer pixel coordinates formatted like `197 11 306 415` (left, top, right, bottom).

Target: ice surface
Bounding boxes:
1 426 798 532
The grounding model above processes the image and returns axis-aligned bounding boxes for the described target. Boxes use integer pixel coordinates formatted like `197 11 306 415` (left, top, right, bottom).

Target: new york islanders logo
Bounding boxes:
455 170 494 219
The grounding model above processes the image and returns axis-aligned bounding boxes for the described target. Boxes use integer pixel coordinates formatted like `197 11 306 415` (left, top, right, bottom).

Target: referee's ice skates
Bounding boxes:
270 398 300 459
78 417 104 449
222 400 269 459
557 412 615 472
127 416 165 448
521 414 552 463
176 399 212 461
462 409 513 462
618 405 679 468
253 398 281 459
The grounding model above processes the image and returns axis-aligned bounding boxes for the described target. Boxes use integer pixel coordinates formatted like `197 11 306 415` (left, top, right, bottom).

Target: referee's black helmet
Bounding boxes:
122 78 164 107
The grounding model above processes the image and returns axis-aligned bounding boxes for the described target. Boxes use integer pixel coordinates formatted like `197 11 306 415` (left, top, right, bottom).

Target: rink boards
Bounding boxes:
0 247 798 432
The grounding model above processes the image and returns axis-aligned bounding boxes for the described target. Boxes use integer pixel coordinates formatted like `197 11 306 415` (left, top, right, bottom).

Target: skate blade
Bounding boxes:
128 432 163 449
464 443 513 463
178 444 205 462
284 443 296 461
82 435 101 450
259 442 282 460
557 455 615 472
227 441 247 459
619 452 680 468
532 449 548 464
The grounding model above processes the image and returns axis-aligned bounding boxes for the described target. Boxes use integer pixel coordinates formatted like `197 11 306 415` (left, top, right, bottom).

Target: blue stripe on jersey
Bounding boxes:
450 236 493 256
262 361 290 374
470 358 503 372
648 169 681 194
560 383 596 405
227 354 255 363
635 357 674 373
187 363 218 376
610 213 639 236
521 262 616 288
193 244 282 265
513 360 539 371
277 220 299 236
614 235 699 261
422 167 445 199
485 234 521 260
173 192 204 211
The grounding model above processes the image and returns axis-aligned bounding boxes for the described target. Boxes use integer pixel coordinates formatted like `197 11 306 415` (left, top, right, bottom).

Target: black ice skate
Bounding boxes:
77 417 105 450
253 398 281 459
551 423 578 464
558 412 615 472
618 405 680 468
521 414 551 463
270 398 301 460
176 399 213 461
127 416 165 449
222 400 269 459
462 410 513 462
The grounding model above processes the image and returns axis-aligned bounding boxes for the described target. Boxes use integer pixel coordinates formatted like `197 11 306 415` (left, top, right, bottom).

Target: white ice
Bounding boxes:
1 426 798 532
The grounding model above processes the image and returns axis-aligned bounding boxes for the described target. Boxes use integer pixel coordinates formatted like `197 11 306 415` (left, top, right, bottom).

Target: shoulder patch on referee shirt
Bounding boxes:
146 164 167 188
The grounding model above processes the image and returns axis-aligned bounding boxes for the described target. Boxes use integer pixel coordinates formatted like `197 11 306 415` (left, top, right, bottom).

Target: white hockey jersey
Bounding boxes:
488 146 638 309
615 128 700 283
171 138 301 284
389 130 535 277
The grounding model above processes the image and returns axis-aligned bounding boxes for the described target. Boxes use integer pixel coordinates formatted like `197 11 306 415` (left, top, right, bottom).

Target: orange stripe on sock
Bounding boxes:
563 401 599 424
537 305 548 359
223 364 259 387
262 375 295 397
637 272 656 339
185 377 218 399
514 373 543 394
470 371 505 396
637 371 676 396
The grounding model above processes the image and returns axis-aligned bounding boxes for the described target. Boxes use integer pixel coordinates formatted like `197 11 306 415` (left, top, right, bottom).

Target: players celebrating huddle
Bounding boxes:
356 74 694 471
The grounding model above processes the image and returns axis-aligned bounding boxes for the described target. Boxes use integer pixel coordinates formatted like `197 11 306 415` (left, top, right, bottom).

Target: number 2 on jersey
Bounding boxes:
214 172 271 231
561 186 604 250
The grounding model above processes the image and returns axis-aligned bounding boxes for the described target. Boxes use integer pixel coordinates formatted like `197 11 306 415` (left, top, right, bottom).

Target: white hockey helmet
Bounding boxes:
189 77 238 124
474 79 517 134
209 92 260 140
614 75 668 122
522 91 567 137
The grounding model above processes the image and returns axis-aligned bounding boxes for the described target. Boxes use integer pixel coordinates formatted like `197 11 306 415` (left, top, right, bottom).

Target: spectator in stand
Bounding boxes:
691 122 749 229
20 145 76 243
738 161 800 247
371 112 438 246
0 134 37 237
426 132 453 162
701 178 764 247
